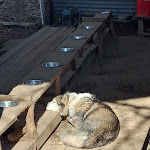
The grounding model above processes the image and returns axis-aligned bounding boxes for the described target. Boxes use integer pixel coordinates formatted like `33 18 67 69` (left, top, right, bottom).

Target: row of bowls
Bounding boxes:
24 25 96 86
0 26 95 108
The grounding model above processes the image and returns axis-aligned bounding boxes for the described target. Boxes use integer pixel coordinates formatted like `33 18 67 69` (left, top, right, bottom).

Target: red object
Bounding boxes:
137 0 150 17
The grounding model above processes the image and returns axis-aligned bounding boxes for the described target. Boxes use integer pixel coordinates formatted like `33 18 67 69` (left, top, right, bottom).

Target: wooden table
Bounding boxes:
0 21 104 150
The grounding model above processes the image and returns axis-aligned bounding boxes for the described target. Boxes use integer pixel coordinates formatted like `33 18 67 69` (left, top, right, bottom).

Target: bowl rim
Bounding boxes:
82 25 95 29
71 35 86 39
100 11 109 14
57 47 74 52
23 79 44 85
42 62 62 68
0 100 19 108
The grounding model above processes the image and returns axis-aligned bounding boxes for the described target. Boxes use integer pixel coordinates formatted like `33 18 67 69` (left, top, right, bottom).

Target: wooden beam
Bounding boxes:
23 103 37 139
71 59 76 71
137 19 144 36
96 23 106 61
12 111 62 150
54 74 61 96
82 17 105 22
108 13 115 37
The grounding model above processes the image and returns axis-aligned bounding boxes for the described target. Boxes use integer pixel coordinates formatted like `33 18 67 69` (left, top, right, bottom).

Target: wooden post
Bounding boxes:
109 13 115 37
97 23 106 62
23 103 37 139
78 49 83 58
54 74 61 96
137 19 144 36
71 59 76 71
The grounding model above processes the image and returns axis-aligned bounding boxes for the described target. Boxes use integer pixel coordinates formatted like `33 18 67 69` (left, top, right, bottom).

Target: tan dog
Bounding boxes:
46 92 120 149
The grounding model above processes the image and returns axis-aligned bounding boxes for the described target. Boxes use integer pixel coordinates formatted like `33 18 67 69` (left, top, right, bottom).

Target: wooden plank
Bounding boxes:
82 17 105 22
41 97 150 150
11 141 34 150
20 22 102 83
61 43 97 91
94 13 110 21
0 82 51 136
12 111 62 150
0 27 60 75
3 39 24 46
54 73 61 96
0 45 16 52
108 13 115 37
0 27 49 66
137 19 144 36
82 11 111 23
135 15 150 20
0 27 75 94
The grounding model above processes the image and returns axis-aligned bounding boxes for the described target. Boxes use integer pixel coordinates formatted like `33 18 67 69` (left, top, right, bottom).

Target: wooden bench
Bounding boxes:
0 21 104 150
0 27 75 94
135 15 150 36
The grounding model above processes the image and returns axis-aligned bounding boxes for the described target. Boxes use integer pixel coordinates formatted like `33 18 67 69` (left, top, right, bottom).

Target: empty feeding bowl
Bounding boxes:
42 62 61 68
71 36 86 40
82 26 95 30
0 101 19 108
23 80 44 86
57 48 74 52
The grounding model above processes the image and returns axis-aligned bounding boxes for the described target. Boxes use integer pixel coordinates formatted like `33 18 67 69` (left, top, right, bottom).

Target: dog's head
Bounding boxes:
46 92 78 112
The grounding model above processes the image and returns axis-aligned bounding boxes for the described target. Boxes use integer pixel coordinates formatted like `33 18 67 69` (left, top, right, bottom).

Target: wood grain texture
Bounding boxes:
0 82 51 136
0 27 75 94
12 111 62 150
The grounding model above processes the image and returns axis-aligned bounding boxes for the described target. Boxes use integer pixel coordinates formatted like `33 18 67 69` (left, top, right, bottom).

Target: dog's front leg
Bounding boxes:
60 105 69 116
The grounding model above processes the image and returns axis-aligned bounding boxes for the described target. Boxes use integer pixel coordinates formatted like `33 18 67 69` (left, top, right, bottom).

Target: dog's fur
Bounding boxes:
46 92 120 149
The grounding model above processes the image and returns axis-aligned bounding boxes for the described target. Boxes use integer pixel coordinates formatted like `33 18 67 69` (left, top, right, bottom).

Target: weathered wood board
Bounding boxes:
21 22 102 82
82 11 112 22
0 27 75 94
41 97 150 150
0 82 51 136
12 111 61 150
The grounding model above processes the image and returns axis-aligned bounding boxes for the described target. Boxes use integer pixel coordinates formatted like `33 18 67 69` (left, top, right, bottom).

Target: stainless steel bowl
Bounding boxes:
0 101 19 108
23 80 44 86
42 62 61 68
100 11 109 14
57 48 74 52
71 36 86 40
82 26 95 30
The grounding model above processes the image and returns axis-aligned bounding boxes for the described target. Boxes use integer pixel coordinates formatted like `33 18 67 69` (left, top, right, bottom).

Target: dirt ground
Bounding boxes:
1 26 150 149
69 35 150 101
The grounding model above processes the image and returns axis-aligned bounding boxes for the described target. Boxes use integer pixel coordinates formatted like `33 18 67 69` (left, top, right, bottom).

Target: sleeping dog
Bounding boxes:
46 92 120 149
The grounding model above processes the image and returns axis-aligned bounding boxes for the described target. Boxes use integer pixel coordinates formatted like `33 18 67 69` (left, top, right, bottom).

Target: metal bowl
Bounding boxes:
42 62 62 68
82 26 95 30
71 36 86 40
57 48 74 52
100 11 109 14
0 101 19 108
23 80 44 86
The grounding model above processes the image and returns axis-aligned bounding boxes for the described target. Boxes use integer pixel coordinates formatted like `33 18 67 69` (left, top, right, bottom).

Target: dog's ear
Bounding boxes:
62 93 69 105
